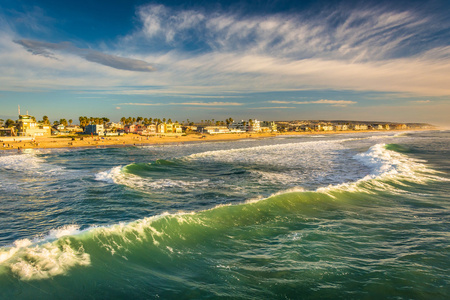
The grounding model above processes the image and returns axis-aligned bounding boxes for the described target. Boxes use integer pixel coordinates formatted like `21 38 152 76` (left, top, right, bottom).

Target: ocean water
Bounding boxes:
0 131 449 299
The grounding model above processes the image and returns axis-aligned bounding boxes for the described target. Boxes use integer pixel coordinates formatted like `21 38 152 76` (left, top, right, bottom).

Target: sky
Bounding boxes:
0 0 449 125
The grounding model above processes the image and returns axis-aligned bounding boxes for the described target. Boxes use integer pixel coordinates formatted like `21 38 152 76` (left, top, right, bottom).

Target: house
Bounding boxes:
157 123 166 133
124 124 137 133
353 124 368 130
106 122 124 131
261 121 277 132
173 124 183 133
334 124 349 131
183 125 197 133
66 125 83 133
395 124 408 130
372 124 384 130
84 124 104 135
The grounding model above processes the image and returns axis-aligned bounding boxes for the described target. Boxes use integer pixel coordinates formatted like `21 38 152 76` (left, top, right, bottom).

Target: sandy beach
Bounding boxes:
0 129 422 151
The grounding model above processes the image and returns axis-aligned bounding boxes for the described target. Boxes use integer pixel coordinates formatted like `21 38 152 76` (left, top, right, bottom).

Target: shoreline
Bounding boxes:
0 129 436 152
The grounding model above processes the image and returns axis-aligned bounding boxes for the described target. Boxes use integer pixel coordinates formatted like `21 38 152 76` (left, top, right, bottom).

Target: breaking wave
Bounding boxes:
1 143 446 281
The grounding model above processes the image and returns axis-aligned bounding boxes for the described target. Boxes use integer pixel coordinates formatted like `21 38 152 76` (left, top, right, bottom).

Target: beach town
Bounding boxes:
0 109 435 151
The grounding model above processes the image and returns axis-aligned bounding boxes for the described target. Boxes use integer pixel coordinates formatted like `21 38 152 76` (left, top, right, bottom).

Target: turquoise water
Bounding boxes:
0 131 449 299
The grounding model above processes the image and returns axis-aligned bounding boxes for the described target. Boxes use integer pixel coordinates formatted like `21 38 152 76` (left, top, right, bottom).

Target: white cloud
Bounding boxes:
270 99 357 105
118 101 242 106
176 102 242 106
249 106 296 109
0 4 449 101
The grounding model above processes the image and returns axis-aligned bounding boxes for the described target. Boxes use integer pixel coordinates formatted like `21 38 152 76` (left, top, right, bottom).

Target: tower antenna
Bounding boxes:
18 105 20 115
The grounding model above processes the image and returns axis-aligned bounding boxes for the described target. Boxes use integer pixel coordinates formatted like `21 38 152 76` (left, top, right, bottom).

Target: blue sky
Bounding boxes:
1 0 449 125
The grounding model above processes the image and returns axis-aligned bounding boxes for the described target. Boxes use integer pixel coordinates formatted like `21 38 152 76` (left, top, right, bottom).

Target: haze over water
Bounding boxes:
0 131 449 299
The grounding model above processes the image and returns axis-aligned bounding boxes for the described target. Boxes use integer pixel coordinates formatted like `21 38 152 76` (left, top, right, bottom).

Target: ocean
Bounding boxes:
0 131 449 299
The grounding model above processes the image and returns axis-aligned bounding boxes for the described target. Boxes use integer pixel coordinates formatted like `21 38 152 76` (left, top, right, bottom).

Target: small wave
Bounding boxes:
95 165 210 191
95 166 123 184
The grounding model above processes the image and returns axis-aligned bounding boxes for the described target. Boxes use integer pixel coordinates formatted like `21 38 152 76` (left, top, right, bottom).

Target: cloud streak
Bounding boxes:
118 101 243 106
270 99 357 107
14 39 155 72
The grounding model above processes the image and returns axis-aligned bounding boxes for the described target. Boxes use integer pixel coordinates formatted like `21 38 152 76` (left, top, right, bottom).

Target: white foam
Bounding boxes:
95 166 123 183
0 225 90 281
188 139 348 169
0 152 64 175
316 143 447 196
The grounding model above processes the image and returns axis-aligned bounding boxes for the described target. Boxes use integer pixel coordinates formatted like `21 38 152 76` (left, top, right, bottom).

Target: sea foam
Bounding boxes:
0 225 90 280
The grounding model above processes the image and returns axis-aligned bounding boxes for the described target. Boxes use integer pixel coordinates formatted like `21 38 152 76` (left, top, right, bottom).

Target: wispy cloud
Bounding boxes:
249 107 296 109
14 39 155 72
118 101 243 106
177 102 242 106
118 103 163 106
269 99 357 107
132 3 440 62
412 100 431 103
0 3 449 103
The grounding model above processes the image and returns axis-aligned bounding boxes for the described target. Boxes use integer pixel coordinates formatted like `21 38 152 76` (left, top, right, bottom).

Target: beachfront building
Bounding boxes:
0 128 15 137
106 122 124 131
157 123 166 133
334 124 349 131
17 114 51 137
395 124 408 130
322 124 334 131
183 125 197 133
197 126 230 134
228 119 261 132
261 121 277 132
160 123 181 134
84 124 104 135
66 125 83 133
173 124 183 133
352 124 369 130
124 124 137 133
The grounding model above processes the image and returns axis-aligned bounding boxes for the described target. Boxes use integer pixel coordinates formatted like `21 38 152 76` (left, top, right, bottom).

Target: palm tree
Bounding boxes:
69 119 73 126
43 116 50 125
5 119 15 128
120 117 126 124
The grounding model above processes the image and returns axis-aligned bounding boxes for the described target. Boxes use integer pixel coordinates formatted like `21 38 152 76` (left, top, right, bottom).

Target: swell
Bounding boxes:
1 143 446 281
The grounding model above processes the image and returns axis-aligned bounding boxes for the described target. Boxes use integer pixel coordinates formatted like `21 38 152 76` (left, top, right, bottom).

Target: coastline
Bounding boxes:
0 129 433 152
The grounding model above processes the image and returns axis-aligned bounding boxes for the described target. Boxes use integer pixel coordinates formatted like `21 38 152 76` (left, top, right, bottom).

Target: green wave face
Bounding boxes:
385 143 412 153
